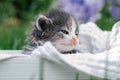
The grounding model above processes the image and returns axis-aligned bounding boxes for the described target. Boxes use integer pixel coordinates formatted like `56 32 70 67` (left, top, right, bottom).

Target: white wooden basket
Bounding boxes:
0 50 97 80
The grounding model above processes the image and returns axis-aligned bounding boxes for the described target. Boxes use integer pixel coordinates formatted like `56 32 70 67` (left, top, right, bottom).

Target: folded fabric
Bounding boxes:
76 22 110 53
32 21 120 79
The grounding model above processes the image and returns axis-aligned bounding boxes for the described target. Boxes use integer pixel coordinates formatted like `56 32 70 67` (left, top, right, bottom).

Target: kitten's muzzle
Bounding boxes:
61 36 78 46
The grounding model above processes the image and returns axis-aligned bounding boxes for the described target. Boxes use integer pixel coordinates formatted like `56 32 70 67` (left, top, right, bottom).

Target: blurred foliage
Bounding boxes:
0 23 28 49
0 0 53 21
96 0 116 30
0 0 54 50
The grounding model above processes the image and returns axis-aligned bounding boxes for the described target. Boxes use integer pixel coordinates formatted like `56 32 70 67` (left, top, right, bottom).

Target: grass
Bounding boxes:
0 18 29 50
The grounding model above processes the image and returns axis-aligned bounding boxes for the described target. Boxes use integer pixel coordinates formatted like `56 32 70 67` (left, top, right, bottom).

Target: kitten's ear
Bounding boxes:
35 15 52 31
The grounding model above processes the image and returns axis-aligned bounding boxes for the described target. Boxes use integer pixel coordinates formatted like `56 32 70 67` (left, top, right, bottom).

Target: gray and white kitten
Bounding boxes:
24 9 79 54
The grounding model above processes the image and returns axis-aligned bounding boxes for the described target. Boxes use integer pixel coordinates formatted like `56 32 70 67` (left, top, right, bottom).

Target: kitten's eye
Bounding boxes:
60 30 69 34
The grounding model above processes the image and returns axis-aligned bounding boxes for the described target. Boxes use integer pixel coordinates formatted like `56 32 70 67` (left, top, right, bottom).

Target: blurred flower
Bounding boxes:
109 6 120 20
57 0 104 23
108 0 120 20
108 0 120 5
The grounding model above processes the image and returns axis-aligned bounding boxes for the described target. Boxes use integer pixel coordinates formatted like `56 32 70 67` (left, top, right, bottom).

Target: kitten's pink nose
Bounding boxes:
61 36 78 46
70 36 78 46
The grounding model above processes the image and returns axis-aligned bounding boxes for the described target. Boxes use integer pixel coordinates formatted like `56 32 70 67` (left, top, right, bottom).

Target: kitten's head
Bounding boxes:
34 9 79 52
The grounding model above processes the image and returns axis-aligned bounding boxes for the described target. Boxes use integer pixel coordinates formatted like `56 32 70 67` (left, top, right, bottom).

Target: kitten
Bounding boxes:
23 9 79 54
